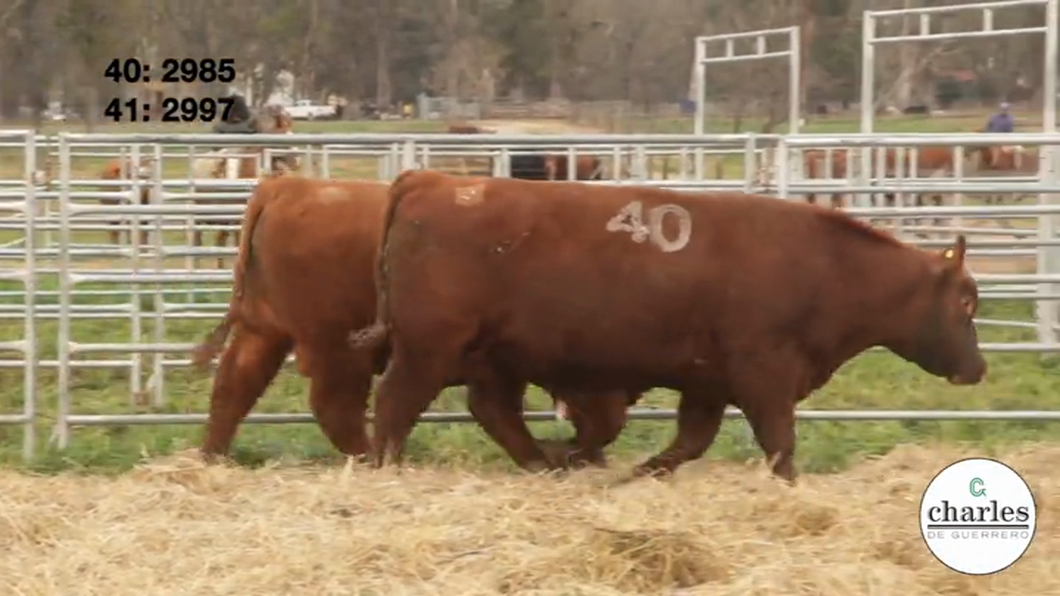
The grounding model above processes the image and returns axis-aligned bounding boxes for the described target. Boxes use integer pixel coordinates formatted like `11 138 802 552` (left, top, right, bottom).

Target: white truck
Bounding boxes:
282 99 337 120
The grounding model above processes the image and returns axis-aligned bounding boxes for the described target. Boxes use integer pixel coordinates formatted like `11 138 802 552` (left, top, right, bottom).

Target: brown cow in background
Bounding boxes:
351 170 986 482
99 156 154 245
447 123 496 134
446 121 603 180
191 176 635 466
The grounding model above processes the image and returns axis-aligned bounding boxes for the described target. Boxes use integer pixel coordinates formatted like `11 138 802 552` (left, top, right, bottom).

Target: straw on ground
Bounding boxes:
0 444 1056 595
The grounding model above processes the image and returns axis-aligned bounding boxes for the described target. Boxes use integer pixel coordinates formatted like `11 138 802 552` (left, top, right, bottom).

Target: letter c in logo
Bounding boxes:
969 477 986 497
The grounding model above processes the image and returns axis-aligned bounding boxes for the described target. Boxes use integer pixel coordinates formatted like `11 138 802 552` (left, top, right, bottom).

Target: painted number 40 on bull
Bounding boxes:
606 200 692 253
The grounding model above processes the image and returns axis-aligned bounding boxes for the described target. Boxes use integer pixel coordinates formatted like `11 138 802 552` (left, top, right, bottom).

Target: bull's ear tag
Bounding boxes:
941 234 967 264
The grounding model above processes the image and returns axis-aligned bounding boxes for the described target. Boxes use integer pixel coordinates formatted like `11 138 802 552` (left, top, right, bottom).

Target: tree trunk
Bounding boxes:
895 0 916 107
445 0 460 97
84 85 98 132
301 0 319 101
798 0 812 117
375 9 392 106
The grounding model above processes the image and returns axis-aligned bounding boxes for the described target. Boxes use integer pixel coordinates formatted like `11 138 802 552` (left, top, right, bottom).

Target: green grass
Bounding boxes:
0 115 1054 476
0 271 1056 476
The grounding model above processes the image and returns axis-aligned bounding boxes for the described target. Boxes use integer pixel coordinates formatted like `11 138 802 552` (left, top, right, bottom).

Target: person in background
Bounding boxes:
212 93 256 134
984 102 1015 133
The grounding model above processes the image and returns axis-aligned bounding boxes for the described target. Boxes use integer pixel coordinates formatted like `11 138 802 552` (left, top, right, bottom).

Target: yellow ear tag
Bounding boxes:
943 249 955 259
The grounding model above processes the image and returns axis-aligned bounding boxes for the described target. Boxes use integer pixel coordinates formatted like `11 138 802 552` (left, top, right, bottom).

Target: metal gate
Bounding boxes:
0 130 38 460
12 131 1051 460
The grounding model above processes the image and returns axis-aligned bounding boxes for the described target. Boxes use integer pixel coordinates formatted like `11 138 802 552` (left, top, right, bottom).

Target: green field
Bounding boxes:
0 114 1054 477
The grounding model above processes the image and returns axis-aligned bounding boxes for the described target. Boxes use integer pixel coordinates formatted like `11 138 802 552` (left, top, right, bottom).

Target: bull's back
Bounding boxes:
248 178 389 339
384 173 839 380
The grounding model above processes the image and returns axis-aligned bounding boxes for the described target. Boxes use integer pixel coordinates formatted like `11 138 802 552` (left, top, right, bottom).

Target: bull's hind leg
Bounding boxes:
370 350 449 468
308 352 373 459
108 220 122 245
216 229 230 269
466 371 557 472
930 194 948 238
631 389 727 479
201 330 292 459
193 228 205 269
540 389 633 468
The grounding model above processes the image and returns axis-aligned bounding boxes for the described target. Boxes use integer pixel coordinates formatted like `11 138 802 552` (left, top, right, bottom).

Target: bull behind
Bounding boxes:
192 176 634 466
351 170 986 482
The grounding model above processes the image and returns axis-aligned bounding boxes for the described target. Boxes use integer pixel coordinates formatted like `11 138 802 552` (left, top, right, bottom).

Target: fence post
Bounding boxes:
21 130 38 460
54 134 73 449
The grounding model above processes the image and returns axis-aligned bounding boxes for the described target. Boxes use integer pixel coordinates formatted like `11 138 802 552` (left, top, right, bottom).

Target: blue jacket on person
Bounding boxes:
985 107 1014 133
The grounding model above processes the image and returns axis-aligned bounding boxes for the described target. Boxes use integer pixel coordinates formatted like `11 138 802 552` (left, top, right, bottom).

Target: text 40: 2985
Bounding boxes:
104 97 236 123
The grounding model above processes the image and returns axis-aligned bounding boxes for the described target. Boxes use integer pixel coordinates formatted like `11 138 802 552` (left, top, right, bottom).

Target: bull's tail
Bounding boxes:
348 169 422 352
190 182 270 371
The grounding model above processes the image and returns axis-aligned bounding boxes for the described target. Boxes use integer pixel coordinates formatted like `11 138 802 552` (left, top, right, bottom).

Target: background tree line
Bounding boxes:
0 0 1051 126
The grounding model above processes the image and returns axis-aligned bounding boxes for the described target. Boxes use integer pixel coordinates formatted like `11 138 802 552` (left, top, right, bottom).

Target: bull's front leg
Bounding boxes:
629 392 727 480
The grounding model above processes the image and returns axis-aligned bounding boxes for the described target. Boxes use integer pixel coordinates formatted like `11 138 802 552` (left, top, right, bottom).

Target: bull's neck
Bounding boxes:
826 235 931 366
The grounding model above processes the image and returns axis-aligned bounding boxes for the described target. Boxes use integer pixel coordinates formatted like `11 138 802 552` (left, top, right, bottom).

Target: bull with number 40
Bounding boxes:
350 170 987 482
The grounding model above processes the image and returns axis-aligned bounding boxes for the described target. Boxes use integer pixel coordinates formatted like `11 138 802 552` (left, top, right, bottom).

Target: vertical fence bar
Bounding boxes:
21 131 37 460
55 134 73 449
150 143 166 406
788 26 801 134
693 39 707 136
1040 0 1059 346
128 144 144 405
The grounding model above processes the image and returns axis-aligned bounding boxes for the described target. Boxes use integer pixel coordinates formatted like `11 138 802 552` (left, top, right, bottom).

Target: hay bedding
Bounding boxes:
0 446 1056 596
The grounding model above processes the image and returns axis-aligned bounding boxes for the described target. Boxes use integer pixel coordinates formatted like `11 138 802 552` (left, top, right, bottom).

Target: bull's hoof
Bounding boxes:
341 451 373 466
521 459 561 475
629 462 676 482
199 449 230 465
536 438 609 470
571 449 609 469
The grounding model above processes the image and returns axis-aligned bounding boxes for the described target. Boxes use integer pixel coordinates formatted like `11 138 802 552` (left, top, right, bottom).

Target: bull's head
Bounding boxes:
888 235 987 385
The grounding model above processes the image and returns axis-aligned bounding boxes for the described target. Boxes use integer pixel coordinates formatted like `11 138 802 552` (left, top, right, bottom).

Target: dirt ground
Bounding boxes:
475 119 605 135
0 445 1055 596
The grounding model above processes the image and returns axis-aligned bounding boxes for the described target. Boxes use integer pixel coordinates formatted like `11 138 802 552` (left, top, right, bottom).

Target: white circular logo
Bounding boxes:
919 457 1037 575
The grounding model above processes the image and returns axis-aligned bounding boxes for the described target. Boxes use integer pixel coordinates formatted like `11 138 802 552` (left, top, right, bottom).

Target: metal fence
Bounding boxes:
1 130 1059 461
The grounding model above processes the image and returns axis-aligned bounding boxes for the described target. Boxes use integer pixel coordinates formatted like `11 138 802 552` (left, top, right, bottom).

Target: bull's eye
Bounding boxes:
961 296 976 317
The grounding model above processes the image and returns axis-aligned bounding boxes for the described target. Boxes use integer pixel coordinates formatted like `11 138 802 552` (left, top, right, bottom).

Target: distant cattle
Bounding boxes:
99 155 154 245
192 176 636 467
507 154 603 181
970 144 1038 175
444 126 603 181
190 105 300 268
351 170 986 481
968 143 1040 221
800 146 967 234
189 147 300 268
447 123 495 134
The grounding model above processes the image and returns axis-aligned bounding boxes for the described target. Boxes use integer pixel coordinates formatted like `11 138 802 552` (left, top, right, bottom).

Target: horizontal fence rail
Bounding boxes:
0 129 1055 461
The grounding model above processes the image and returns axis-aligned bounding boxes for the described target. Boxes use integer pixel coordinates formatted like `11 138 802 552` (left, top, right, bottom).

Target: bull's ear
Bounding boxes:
941 235 967 265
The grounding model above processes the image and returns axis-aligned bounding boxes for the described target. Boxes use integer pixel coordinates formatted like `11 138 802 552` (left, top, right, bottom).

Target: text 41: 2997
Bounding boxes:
104 97 235 123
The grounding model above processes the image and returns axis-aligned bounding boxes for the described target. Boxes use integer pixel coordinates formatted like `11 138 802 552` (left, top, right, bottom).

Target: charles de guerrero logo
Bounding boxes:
919 457 1037 575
